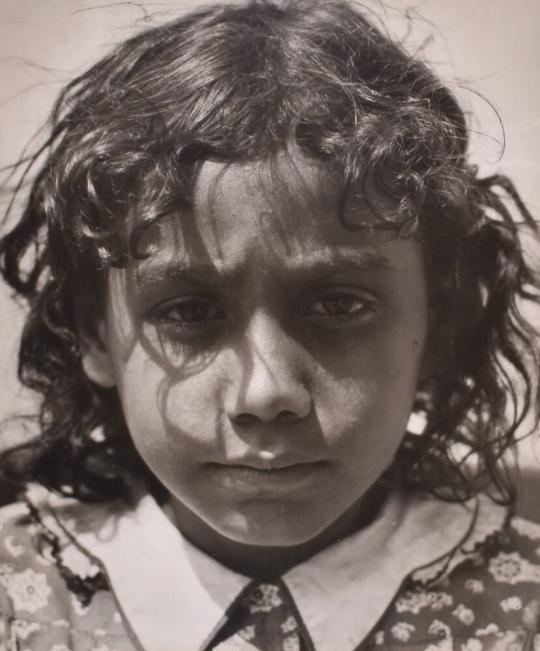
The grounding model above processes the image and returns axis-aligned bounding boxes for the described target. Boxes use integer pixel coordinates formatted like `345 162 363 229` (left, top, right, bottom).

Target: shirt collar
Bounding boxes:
34 486 505 651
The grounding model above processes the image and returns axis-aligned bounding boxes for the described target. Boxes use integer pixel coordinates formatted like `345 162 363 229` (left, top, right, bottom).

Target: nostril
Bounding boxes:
233 413 260 426
231 409 300 426
276 410 299 422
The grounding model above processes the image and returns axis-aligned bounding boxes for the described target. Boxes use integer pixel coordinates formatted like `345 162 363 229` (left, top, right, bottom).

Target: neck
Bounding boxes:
168 479 392 580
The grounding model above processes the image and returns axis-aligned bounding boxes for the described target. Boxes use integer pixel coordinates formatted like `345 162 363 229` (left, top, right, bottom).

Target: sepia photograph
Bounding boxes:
0 1 539 649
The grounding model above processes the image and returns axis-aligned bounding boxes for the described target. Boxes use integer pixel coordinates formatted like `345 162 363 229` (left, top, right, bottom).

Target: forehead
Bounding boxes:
195 156 338 222
136 155 403 273
195 155 394 229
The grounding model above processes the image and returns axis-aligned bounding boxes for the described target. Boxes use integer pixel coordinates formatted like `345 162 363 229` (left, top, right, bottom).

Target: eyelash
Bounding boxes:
304 292 374 320
152 297 226 330
150 290 376 335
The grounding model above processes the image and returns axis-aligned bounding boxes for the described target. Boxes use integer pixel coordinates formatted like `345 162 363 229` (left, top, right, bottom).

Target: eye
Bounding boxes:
153 296 227 328
305 291 375 322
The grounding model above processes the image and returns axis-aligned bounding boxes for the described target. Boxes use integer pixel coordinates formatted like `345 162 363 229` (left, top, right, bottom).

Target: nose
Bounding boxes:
225 314 312 425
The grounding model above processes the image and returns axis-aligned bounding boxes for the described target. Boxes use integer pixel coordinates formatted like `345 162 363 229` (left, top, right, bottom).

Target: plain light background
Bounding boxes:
0 0 539 462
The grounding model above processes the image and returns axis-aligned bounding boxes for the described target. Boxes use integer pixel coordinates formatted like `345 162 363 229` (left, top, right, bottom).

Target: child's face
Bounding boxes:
84 156 428 548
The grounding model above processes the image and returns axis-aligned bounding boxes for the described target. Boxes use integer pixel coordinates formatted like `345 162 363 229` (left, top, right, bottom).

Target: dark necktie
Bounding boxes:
210 580 309 651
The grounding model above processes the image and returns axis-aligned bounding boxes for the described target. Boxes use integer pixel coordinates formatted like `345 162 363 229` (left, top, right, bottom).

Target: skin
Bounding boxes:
83 155 428 577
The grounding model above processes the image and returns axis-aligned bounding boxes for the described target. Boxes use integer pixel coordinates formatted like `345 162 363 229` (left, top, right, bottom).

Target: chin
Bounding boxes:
214 503 331 548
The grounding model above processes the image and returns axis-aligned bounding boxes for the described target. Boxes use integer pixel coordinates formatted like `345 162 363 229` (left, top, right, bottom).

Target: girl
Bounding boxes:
0 1 539 649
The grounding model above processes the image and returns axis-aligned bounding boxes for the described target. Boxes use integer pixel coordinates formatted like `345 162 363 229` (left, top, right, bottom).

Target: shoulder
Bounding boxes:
367 495 540 650
0 499 62 617
0 489 135 651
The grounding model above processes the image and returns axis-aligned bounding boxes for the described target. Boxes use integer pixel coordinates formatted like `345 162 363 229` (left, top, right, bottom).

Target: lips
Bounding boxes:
206 459 330 492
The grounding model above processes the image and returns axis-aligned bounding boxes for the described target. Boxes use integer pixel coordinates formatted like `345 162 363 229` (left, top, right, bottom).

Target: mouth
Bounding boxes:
205 460 330 492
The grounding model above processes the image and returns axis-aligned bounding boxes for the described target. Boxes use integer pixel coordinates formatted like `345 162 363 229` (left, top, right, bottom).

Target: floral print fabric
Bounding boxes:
361 514 540 650
0 496 537 651
210 581 307 651
0 502 133 651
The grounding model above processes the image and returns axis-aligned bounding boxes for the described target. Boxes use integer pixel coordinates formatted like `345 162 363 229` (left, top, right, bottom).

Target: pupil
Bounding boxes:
324 297 353 314
181 302 207 320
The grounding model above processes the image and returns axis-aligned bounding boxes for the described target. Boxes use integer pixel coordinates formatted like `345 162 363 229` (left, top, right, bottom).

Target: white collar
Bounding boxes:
32 486 506 651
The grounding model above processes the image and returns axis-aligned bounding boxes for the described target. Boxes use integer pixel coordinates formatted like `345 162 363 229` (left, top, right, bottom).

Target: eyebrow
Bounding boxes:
134 249 396 288
277 250 397 285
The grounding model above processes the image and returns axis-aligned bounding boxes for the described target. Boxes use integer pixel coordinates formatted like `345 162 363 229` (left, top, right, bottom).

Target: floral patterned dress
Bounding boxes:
0 486 537 651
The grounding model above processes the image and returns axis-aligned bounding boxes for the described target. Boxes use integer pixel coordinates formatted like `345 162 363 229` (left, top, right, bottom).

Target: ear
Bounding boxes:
81 321 116 388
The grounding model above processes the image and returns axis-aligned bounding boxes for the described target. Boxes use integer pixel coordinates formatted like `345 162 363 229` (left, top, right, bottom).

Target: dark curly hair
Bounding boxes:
0 0 538 504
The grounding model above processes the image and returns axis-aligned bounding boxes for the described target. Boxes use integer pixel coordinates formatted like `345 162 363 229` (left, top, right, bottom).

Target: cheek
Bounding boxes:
313 324 424 452
114 345 226 462
314 373 413 451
